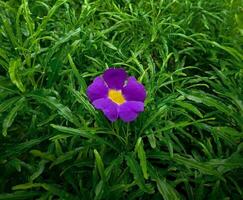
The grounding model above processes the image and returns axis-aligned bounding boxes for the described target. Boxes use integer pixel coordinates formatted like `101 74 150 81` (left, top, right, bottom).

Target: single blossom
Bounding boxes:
87 68 146 122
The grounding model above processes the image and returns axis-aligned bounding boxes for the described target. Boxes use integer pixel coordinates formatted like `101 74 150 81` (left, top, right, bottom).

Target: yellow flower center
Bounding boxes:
108 89 126 105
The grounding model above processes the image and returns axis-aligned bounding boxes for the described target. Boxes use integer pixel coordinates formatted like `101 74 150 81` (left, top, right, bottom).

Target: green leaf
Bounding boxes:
103 41 118 50
94 180 104 200
141 105 167 132
148 151 220 176
156 179 180 200
125 154 154 193
67 53 87 91
51 124 118 151
45 27 81 65
8 59 25 93
202 40 243 61
0 191 40 200
211 126 243 146
12 183 78 200
176 101 203 118
50 147 83 168
22 0 34 35
147 134 156 149
8 158 22 172
0 47 9 62
178 90 234 118
2 97 25 136
135 137 149 179
30 150 55 161
0 96 20 113
30 160 47 181
94 149 106 182
29 0 69 40
0 136 50 160
69 87 96 116
1 17 18 48
29 94 80 126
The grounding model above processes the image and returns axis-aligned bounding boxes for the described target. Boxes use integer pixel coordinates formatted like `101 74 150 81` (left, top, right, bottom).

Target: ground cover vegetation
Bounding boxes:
0 0 243 199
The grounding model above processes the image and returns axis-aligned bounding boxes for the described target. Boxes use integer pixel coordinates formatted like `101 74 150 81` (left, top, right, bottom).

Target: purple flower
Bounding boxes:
87 68 146 122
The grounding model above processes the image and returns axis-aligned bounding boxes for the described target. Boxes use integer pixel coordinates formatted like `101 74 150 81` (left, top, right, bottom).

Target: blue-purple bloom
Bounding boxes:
87 68 146 122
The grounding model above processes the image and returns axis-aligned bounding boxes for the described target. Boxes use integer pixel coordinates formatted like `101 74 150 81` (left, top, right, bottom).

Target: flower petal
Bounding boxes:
118 101 144 122
93 98 118 121
103 68 127 89
87 76 108 102
122 77 146 102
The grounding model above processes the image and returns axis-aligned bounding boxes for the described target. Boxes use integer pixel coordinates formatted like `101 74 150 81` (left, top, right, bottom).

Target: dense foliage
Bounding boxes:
0 0 243 199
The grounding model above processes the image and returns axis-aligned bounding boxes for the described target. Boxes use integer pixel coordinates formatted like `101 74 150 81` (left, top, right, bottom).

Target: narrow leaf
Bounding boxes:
135 137 149 179
2 97 25 136
9 59 25 92
94 149 106 182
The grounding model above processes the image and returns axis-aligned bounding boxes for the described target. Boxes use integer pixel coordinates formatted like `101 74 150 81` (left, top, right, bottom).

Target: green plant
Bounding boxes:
0 0 242 199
